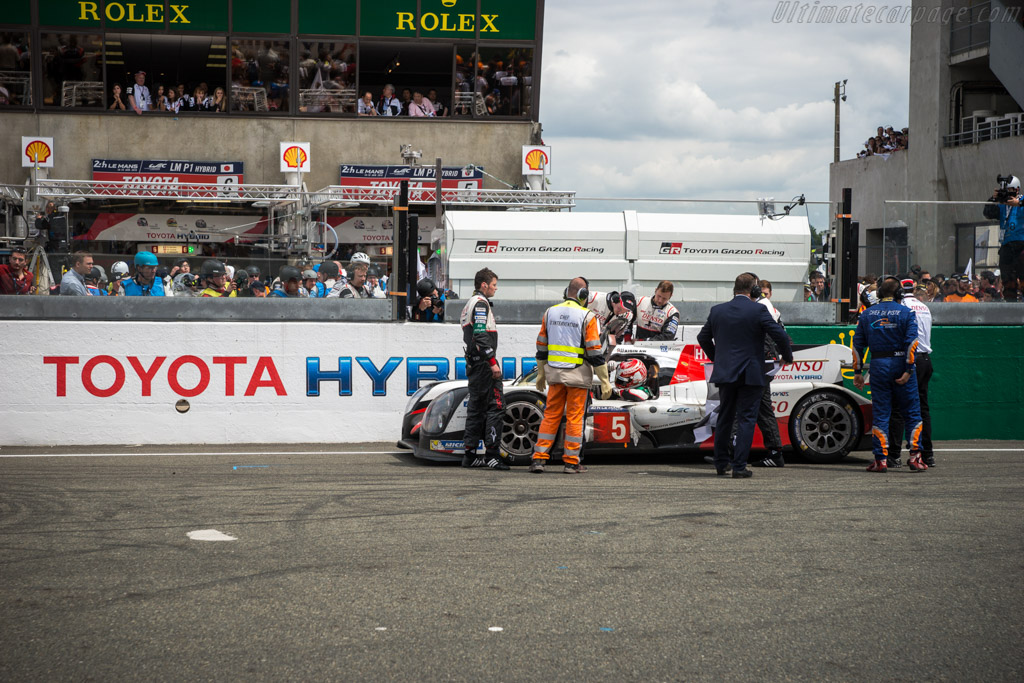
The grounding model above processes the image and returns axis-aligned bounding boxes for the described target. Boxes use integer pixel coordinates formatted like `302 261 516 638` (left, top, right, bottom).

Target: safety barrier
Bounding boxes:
1 313 1019 446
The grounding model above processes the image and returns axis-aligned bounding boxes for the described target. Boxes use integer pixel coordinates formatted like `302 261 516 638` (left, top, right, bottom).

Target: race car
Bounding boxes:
398 341 872 464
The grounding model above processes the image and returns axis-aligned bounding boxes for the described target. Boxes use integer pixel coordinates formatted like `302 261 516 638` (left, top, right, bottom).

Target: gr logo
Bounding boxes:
660 242 683 255
475 240 498 253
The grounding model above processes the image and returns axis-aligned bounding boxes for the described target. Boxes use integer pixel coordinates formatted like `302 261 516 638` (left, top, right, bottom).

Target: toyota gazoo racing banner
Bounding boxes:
92 159 244 197
338 164 483 202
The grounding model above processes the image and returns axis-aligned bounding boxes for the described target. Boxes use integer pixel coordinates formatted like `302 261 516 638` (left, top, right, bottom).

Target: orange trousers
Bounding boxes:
533 383 588 465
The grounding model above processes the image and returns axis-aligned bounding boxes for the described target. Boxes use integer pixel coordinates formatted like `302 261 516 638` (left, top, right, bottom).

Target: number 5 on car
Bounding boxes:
592 412 631 445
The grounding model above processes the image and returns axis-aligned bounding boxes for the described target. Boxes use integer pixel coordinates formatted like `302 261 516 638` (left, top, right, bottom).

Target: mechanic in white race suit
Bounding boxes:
635 280 679 341
888 278 935 468
459 267 510 470
586 287 638 355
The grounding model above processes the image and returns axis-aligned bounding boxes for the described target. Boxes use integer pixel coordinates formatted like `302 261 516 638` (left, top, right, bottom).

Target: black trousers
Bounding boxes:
889 354 933 458
729 381 782 455
999 241 1024 301
464 361 504 456
714 382 764 472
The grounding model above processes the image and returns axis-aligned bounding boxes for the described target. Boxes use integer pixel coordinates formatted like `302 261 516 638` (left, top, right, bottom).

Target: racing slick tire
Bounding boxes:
500 391 562 465
788 390 863 464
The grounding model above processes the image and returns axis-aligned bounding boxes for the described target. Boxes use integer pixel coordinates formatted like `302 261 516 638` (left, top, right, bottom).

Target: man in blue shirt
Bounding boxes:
990 175 1023 301
59 251 93 296
852 277 926 472
120 251 165 296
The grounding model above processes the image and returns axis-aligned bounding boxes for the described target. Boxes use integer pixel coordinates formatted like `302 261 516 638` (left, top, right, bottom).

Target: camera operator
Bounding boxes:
984 174 1023 301
411 278 445 322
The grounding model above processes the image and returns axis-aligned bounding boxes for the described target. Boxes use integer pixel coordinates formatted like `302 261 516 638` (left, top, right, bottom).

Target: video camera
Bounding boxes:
993 175 1018 203
983 174 1018 219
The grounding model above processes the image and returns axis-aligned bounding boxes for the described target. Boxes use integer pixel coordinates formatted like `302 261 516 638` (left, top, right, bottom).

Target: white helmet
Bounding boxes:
1008 176 1021 190
350 252 371 265
111 261 130 278
614 358 648 390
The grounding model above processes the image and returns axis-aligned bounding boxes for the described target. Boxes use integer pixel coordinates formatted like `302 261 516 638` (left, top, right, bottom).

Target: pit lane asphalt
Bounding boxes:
1 442 1022 682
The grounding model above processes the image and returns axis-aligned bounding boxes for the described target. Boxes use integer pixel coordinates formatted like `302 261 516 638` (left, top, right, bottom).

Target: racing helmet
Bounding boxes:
111 261 130 278
350 252 371 265
200 259 226 278
134 251 159 267
615 358 647 390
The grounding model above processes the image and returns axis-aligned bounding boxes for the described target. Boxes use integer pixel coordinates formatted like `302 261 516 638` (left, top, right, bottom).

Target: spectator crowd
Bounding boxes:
855 264 1011 306
857 125 909 158
1 248 450 321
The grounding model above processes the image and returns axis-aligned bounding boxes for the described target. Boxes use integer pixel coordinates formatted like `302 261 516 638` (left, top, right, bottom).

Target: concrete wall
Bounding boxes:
1 112 540 190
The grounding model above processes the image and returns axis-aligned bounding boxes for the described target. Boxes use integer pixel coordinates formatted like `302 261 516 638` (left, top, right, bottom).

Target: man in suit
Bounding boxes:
697 273 794 478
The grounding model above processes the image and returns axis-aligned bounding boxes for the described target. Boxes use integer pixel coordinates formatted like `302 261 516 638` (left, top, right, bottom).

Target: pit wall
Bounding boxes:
1 322 1019 447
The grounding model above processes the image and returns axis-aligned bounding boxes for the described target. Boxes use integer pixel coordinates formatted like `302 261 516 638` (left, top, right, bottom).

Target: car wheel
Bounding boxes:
788 390 862 463
501 391 546 465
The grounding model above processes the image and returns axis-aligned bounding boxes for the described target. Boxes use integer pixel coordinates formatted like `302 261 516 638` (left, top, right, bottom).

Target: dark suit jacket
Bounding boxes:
697 295 794 386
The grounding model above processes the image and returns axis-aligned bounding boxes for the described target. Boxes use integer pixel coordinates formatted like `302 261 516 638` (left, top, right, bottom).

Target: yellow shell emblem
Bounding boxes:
282 145 308 169
524 148 548 171
25 140 52 164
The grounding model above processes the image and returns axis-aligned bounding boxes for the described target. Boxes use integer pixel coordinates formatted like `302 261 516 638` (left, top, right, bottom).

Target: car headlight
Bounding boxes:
405 385 431 414
423 391 457 434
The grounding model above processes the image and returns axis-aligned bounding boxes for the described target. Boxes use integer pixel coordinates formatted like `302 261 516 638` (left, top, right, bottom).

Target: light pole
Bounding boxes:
833 80 847 163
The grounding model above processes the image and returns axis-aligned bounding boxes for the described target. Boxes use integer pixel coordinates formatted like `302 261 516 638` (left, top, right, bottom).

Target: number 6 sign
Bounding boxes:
592 412 630 444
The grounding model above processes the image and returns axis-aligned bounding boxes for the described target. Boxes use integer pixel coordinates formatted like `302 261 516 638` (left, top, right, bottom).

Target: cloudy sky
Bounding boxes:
539 0 912 227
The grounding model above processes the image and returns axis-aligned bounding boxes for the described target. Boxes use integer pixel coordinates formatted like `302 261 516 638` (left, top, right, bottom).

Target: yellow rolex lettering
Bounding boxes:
480 14 499 32
127 3 146 22
396 11 415 30
146 3 163 22
458 13 474 31
106 2 126 21
420 12 439 31
79 1 100 20
440 12 457 31
170 4 189 23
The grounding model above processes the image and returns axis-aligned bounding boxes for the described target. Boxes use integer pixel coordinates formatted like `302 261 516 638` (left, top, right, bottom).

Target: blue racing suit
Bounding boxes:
121 276 165 296
852 297 923 460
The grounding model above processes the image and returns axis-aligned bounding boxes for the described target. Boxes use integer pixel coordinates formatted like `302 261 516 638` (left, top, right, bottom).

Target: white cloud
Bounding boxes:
539 0 911 213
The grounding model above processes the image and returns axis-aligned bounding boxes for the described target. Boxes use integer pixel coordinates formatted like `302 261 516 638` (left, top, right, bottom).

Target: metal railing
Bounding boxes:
29 179 302 202
944 113 1023 147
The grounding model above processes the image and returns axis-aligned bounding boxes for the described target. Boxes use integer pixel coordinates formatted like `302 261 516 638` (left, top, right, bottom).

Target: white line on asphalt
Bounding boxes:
0 450 404 458
931 449 1024 452
187 529 237 542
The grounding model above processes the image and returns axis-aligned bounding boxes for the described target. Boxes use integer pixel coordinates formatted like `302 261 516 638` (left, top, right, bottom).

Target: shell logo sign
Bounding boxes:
22 136 55 168
279 142 311 173
521 145 551 175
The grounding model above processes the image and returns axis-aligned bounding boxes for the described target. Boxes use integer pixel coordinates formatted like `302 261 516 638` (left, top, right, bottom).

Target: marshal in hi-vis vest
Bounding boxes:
536 300 604 388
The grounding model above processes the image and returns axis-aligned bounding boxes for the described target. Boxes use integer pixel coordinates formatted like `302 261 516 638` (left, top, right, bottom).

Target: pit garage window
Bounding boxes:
296 41 356 113
231 39 291 113
40 33 104 108
0 32 31 106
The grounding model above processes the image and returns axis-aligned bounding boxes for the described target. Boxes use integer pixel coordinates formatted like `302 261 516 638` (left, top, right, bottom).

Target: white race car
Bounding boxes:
399 341 871 464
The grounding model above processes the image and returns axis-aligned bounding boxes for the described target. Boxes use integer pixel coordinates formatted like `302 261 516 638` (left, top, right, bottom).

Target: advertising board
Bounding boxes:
91 159 244 197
